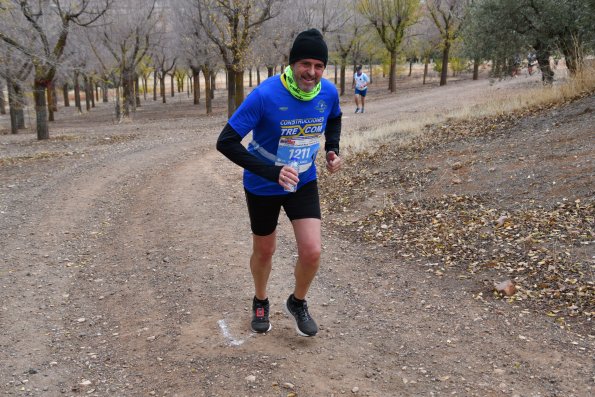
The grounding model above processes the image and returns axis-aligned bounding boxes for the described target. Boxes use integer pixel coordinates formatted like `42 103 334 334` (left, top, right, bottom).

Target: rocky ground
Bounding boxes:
0 71 593 397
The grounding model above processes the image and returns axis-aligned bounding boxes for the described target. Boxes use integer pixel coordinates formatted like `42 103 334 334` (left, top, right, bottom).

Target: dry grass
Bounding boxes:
0 151 71 166
346 65 595 153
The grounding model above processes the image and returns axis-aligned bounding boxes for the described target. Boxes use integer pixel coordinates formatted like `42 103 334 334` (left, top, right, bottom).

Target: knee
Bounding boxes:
253 244 275 262
298 243 321 267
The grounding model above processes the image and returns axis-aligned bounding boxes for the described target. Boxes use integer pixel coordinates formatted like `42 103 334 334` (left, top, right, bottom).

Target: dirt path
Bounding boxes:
1 74 592 396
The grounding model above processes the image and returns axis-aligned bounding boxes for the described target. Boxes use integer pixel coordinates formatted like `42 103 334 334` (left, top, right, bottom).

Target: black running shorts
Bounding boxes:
244 180 321 236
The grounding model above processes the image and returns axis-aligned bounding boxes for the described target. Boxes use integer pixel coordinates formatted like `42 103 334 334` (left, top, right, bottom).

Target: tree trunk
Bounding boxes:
202 67 212 115
102 80 108 102
340 61 346 96
409 60 413 76
440 43 450 86
122 69 135 116
114 85 121 121
559 38 580 75
8 84 18 134
535 45 554 84
51 83 58 112
473 58 480 80
210 73 216 99
95 81 99 102
7 81 25 134
389 50 397 93
62 83 70 107
234 70 244 111
7 83 18 134
142 77 148 101
13 83 25 130
423 60 429 84
248 67 253 87
0 80 5 115
170 74 175 97
46 81 55 122
160 77 166 103
153 71 158 101
267 66 273 77
33 79 49 140
74 72 82 112
257 67 261 85
192 68 200 105
90 77 96 108
135 75 141 107
84 75 91 111
226 67 236 118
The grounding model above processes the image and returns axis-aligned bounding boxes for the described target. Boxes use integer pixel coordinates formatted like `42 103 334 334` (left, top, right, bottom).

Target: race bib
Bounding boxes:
275 136 320 173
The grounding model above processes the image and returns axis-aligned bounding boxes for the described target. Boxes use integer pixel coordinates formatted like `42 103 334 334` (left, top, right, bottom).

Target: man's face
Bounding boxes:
291 59 325 92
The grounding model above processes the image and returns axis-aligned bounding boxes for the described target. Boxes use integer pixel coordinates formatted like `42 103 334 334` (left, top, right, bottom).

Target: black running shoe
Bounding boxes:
284 294 318 337
251 297 272 333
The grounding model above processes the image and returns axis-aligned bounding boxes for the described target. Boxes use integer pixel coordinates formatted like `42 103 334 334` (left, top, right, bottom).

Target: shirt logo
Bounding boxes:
314 100 327 113
279 106 288 111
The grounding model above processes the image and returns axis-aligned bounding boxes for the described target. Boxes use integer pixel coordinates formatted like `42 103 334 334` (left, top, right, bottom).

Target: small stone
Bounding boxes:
352 386 360 393
495 280 517 296
494 368 506 375
283 382 295 390
76 318 86 323
80 380 92 386
245 375 256 383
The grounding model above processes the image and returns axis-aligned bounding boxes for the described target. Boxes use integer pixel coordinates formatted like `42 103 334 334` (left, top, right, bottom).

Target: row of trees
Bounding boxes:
1 0 593 140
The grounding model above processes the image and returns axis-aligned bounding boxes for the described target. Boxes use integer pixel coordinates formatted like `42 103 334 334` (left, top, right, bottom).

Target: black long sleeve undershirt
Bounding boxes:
216 114 342 182
216 123 283 182
324 115 341 156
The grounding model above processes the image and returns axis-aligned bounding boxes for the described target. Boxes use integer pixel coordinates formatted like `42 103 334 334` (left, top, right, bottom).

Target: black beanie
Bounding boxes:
289 29 328 66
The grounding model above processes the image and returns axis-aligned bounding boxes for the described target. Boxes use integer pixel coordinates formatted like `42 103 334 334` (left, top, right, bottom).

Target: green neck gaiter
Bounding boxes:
281 65 321 101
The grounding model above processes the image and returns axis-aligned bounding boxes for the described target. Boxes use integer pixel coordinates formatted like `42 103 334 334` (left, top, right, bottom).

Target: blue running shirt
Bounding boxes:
229 75 341 195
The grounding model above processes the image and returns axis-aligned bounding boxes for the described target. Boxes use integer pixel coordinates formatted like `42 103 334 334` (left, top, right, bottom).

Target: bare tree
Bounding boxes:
154 52 176 104
357 0 421 92
257 10 297 76
426 0 470 86
196 0 280 117
0 45 32 134
331 2 364 96
408 11 441 84
0 0 110 139
176 0 220 113
83 31 116 104
98 0 159 119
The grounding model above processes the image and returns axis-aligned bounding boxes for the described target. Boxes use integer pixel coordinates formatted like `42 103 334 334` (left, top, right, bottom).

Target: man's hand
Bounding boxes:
279 165 299 189
326 151 342 174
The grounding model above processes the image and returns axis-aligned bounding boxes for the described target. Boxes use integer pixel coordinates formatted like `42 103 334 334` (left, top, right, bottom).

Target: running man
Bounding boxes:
353 65 369 113
216 29 342 337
